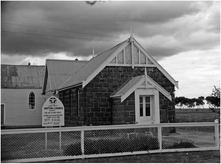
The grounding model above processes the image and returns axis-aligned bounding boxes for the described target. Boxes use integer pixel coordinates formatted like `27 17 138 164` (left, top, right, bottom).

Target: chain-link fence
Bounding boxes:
1 122 219 162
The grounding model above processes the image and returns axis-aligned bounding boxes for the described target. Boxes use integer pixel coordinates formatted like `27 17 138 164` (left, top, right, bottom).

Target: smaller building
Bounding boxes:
43 36 178 127
1 64 45 127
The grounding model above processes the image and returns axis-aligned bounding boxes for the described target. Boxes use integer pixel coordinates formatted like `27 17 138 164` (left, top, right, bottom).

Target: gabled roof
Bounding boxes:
58 38 129 91
110 75 172 102
57 36 178 91
42 59 87 94
1 64 45 89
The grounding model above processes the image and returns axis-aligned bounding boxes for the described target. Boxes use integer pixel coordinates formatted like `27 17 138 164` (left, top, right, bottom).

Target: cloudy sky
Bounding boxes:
1 1 220 98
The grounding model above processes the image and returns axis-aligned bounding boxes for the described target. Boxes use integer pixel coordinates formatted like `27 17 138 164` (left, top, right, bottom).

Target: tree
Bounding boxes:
187 98 195 108
198 96 204 100
196 97 205 108
175 96 205 109
206 85 220 108
175 97 187 108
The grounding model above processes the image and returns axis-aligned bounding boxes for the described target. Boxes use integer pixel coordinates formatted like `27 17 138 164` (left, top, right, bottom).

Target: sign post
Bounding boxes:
42 96 65 150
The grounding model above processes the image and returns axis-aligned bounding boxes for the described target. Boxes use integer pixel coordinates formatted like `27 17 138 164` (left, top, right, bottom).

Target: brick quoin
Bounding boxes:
59 66 175 126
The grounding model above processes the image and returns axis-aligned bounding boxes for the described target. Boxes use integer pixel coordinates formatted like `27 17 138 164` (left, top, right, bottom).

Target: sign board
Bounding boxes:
42 96 64 127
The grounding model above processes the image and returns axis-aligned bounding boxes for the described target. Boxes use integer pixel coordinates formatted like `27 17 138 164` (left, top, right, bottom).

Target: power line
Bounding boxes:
1 30 121 43
1 21 113 38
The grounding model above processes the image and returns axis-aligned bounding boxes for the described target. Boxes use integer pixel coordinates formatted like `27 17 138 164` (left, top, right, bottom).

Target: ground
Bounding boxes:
50 151 220 163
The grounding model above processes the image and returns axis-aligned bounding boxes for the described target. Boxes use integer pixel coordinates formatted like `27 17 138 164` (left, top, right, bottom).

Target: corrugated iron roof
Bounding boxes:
59 38 130 90
1 64 45 89
46 59 87 76
44 59 87 92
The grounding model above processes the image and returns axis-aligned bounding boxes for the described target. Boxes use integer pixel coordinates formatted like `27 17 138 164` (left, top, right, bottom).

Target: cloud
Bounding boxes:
134 1 219 59
1 52 93 65
1 1 204 59
158 48 220 98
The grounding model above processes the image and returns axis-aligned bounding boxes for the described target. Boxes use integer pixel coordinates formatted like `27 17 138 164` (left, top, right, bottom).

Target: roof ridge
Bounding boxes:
1 64 45 67
46 59 88 62
94 37 130 58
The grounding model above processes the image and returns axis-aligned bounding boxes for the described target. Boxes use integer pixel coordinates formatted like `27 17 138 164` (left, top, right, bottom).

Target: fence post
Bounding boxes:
214 120 220 148
158 126 162 151
81 130 85 155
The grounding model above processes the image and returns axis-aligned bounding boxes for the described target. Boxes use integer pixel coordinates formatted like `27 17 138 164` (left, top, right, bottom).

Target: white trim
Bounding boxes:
112 75 172 102
82 41 129 88
146 56 148 65
133 39 179 88
138 49 140 64
1 122 218 134
135 89 160 124
107 63 156 67
48 74 52 90
123 49 126 64
215 124 220 147
144 76 172 101
110 94 123 98
131 41 134 68
121 77 144 102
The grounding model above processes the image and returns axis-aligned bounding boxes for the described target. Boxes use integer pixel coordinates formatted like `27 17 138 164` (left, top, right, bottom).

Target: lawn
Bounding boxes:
51 151 220 163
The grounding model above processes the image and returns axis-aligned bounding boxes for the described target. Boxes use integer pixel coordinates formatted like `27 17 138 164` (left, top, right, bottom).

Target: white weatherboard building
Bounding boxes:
1 64 45 127
1 61 87 127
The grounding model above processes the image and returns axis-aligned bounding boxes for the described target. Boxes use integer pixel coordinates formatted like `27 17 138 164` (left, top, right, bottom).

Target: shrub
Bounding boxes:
167 140 196 149
64 136 159 156
63 142 82 156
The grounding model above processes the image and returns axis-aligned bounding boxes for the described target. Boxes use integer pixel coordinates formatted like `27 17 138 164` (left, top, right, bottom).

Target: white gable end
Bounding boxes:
109 40 154 67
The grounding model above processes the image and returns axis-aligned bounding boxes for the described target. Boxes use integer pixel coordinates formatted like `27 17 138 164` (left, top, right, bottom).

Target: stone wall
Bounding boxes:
60 66 175 126
59 87 85 126
112 93 136 125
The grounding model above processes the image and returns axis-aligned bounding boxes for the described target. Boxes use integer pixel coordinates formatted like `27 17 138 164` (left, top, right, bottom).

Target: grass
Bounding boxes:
50 151 220 163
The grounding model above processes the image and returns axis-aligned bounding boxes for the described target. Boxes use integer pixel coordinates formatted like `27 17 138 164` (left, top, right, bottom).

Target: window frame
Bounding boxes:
139 95 152 117
135 89 160 124
29 91 35 110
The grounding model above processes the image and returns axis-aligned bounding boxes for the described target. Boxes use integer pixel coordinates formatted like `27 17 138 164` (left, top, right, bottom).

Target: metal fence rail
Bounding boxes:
1 122 220 163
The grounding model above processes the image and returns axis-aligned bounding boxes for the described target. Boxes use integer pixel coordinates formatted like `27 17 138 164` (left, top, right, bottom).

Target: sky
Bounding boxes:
1 1 220 98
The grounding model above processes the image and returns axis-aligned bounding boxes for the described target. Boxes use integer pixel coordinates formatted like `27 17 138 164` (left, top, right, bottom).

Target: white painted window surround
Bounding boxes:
135 89 160 124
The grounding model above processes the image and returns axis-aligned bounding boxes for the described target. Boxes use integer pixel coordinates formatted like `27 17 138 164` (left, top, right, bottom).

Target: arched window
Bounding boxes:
29 92 35 110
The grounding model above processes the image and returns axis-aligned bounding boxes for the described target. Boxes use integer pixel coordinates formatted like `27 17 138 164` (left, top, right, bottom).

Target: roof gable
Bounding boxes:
58 36 178 91
110 75 172 102
42 59 87 94
59 38 129 90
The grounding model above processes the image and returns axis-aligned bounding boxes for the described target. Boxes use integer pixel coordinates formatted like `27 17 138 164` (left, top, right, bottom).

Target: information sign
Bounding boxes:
42 96 64 127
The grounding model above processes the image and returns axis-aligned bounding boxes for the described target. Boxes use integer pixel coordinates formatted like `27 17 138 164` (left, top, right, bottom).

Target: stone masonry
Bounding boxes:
59 66 175 126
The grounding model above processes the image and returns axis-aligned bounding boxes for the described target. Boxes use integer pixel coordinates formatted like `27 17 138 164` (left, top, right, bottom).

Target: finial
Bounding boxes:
130 25 133 42
130 25 133 37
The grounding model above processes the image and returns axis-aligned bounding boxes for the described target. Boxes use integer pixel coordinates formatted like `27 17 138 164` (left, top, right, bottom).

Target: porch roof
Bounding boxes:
110 75 172 102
